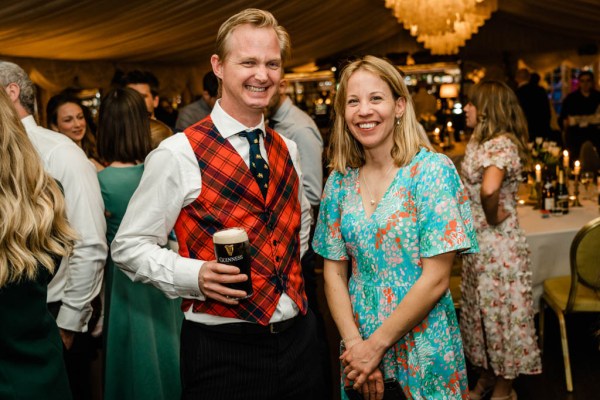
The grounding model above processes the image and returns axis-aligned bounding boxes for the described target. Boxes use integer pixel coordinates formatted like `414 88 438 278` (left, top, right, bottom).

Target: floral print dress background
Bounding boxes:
314 148 478 399
459 136 542 379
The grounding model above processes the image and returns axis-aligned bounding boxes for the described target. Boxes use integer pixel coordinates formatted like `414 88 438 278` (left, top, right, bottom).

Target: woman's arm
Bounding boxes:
323 259 361 345
480 165 509 226
343 251 455 389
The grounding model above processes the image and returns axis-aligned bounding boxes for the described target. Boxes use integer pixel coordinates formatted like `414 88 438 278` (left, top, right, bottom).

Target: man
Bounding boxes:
0 61 107 399
111 9 322 400
515 68 551 140
267 80 330 399
412 81 437 120
120 69 160 119
175 70 219 131
559 71 600 157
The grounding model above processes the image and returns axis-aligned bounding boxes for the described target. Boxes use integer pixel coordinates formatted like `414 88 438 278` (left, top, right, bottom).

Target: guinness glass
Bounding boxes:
213 227 253 299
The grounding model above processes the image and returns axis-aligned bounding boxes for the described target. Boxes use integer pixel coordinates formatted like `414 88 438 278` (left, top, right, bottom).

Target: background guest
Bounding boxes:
267 77 330 399
515 69 552 142
313 55 477 399
412 80 437 120
559 71 600 157
1 60 107 400
118 70 160 119
0 88 78 400
175 71 219 131
460 80 542 400
46 93 104 171
96 87 182 400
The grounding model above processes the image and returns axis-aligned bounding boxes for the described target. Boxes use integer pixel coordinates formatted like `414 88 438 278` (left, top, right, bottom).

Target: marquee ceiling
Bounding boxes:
1 0 598 68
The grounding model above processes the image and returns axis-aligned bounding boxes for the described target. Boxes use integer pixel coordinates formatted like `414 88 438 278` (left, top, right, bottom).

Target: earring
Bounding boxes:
395 117 401 126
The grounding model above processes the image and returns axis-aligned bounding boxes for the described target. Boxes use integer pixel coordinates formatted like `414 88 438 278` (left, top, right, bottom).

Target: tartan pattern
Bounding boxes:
239 129 269 199
174 117 307 325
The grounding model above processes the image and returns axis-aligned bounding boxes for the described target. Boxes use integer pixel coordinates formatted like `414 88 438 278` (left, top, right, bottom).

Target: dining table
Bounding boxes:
517 193 599 309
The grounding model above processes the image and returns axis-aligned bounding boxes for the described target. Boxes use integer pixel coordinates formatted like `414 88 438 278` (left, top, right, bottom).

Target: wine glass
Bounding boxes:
580 171 594 200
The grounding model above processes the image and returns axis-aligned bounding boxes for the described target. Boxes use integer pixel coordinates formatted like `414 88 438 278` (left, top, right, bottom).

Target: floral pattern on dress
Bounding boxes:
314 148 478 399
459 136 542 379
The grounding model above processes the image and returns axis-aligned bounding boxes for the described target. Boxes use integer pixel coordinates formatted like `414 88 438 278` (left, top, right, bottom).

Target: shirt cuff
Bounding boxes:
56 304 91 332
173 256 206 300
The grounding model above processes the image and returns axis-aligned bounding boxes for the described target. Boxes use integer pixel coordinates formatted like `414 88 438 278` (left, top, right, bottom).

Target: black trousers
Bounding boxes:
180 310 324 400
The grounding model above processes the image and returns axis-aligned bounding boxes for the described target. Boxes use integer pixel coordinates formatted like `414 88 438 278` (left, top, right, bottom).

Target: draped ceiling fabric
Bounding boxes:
0 0 598 98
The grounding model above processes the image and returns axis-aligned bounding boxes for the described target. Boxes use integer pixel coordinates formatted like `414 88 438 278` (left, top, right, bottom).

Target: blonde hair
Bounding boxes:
329 55 432 173
0 89 77 288
149 119 173 149
468 80 530 165
215 8 291 63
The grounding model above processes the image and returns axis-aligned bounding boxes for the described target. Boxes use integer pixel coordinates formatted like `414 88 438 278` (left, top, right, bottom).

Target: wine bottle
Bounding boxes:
542 175 555 212
555 169 569 214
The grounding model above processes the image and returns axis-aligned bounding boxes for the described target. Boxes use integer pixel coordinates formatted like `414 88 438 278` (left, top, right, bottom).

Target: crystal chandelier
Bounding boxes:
385 0 498 55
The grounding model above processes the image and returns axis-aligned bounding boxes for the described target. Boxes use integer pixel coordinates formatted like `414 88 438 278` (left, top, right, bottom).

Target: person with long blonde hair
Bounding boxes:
0 88 77 399
313 55 478 399
460 80 541 400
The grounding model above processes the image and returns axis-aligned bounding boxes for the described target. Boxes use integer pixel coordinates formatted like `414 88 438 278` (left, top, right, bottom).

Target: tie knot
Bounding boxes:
241 129 262 144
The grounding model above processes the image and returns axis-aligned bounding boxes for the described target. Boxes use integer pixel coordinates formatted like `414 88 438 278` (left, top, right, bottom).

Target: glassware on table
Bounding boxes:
580 171 594 200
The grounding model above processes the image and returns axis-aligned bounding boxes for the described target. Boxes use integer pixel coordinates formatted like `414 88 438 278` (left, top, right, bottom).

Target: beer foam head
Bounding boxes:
213 227 248 244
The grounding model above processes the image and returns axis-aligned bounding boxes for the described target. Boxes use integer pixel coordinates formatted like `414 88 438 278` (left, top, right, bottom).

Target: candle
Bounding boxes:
563 150 569 169
573 160 581 176
535 164 542 183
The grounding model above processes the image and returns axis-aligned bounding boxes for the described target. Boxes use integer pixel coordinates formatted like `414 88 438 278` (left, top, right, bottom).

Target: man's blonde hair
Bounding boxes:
215 8 291 63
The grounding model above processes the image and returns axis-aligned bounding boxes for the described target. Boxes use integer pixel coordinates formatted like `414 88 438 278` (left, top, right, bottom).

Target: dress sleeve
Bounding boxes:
481 136 520 175
312 171 349 261
415 153 479 258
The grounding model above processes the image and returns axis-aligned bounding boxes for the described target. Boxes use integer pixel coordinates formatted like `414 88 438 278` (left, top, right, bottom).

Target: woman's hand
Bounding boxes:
341 338 387 392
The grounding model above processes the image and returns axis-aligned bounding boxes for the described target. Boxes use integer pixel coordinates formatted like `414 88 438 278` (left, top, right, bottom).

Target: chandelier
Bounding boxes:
385 0 498 55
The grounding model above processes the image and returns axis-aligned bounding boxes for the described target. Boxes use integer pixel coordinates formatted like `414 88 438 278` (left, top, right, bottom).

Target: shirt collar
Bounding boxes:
210 100 266 139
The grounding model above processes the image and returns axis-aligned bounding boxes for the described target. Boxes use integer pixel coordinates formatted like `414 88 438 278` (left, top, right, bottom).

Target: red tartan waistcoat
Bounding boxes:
174 117 307 325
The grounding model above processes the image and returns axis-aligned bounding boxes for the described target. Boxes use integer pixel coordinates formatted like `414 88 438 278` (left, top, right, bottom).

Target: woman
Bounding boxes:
313 55 478 400
96 87 182 400
460 81 541 400
46 93 104 170
0 89 77 399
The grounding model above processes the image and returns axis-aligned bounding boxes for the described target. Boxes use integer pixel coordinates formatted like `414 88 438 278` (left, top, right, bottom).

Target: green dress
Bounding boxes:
99 165 182 400
0 264 72 400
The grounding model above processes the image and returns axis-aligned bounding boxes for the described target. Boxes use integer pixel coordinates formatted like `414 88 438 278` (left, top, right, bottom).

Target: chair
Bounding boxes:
539 216 600 392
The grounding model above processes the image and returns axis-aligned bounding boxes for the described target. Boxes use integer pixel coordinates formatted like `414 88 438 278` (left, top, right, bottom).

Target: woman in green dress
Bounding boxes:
96 88 182 400
0 89 77 400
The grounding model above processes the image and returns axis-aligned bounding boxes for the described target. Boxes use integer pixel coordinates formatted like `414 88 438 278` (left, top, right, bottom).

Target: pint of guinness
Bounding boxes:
213 227 253 299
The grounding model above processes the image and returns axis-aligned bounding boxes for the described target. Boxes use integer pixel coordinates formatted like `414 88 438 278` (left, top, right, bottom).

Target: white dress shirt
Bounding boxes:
111 101 312 325
22 115 107 332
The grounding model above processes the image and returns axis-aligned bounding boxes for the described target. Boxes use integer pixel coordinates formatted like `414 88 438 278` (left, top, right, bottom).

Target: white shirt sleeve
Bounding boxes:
49 144 108 332
111 135 206 299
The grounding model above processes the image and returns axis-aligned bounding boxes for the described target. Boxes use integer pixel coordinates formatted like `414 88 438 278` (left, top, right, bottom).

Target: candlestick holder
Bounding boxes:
572 174 582 207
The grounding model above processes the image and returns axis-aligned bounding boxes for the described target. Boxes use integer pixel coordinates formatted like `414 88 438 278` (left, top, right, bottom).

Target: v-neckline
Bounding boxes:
358 168 397 220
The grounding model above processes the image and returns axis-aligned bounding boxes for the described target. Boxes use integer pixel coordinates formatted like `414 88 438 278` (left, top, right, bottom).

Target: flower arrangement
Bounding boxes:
528 138 561 167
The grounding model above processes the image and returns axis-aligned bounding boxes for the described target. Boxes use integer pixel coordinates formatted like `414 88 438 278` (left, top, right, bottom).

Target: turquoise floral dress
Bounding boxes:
313 148 478 400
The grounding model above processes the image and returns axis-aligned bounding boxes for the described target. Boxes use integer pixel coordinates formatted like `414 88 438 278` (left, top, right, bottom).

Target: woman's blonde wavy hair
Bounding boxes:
468 80 530 165
328 55 432 173
0 89 77 288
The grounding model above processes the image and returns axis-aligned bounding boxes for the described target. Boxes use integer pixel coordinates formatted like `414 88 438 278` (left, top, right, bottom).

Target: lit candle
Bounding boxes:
535 164 542 183
563 150 569 169
573 160 581 176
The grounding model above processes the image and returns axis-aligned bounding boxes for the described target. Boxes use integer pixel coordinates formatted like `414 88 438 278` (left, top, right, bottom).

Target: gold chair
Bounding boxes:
539 216 600 392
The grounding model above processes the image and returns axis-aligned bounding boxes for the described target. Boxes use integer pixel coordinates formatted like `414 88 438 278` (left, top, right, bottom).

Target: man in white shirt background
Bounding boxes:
1 60 107 400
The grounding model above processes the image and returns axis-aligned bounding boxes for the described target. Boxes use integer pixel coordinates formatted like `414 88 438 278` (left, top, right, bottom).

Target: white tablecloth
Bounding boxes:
518 199 599 308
